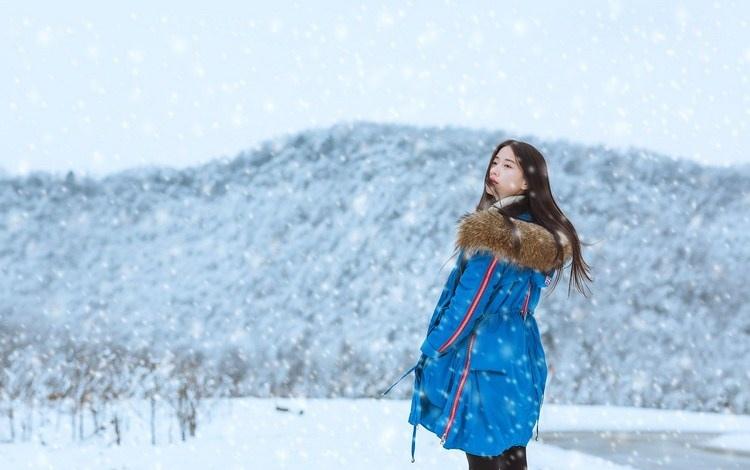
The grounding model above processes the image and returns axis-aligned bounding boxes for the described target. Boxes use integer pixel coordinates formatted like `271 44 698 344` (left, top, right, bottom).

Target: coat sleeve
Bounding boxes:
419 250 507 358
423 251 465 332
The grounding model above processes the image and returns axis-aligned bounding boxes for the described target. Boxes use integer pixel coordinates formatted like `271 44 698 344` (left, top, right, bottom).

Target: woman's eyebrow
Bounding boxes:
493 156 515 165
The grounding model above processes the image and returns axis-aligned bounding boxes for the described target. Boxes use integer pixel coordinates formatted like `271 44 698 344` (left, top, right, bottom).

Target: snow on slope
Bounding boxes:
0 121 748 417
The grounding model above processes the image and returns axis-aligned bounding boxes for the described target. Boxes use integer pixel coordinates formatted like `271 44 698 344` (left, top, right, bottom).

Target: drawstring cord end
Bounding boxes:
411 423 417 463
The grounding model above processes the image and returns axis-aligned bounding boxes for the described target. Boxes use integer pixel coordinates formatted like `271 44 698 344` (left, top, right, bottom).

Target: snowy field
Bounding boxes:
1 398 748 470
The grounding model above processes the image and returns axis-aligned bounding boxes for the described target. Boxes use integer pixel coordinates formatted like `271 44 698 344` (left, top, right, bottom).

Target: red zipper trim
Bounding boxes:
437 259 498 353
520 281 531 320
440 333 476 444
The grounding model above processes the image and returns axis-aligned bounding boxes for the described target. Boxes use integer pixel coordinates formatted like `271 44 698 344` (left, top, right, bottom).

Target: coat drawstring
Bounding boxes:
411 422 418 463
380 362 418 397
380 356 425 463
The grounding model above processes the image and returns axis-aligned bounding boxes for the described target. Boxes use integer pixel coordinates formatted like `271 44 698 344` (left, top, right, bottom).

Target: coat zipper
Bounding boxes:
440 332 476 445
437 258 498 353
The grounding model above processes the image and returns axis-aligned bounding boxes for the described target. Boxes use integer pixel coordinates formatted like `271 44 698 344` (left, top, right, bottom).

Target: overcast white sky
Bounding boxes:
2 0 748 177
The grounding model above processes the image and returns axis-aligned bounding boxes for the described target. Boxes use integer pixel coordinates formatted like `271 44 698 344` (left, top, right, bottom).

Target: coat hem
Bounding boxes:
411 416 532 458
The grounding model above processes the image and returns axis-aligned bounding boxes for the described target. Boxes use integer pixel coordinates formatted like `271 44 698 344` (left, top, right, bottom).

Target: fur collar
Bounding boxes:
454 206 572 272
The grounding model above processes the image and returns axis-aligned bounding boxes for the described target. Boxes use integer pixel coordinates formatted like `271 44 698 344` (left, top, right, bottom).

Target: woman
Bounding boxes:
381 139 592 469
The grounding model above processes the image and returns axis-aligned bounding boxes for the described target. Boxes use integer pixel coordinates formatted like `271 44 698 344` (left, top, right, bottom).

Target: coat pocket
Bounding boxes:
475 369 519 429
421 352 458 408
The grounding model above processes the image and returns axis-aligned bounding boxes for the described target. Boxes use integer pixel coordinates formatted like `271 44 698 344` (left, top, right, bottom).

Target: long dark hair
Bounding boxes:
445 139 592 298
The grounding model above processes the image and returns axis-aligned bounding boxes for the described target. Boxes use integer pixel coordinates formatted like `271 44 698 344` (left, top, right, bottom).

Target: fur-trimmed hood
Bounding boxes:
454 206 572 272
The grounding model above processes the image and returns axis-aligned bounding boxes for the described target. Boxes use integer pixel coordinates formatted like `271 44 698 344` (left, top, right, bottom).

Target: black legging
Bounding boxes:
466 446 527 470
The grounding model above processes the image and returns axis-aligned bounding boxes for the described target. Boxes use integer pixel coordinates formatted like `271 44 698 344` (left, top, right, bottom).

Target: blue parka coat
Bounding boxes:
381 204 571 462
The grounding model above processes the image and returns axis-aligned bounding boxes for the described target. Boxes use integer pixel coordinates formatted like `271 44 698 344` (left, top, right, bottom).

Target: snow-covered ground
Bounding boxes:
705 432 750 454
1 398 748 469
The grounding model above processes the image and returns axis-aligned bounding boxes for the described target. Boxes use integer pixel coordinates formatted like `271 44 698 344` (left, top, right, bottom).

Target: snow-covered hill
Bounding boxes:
1 121 748 415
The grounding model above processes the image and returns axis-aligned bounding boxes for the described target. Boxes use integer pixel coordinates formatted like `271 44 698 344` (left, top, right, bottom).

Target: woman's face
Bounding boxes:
485 146 528 200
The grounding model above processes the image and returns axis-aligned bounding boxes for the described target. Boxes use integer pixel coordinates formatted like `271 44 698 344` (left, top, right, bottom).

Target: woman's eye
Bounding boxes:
504 164 511 168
